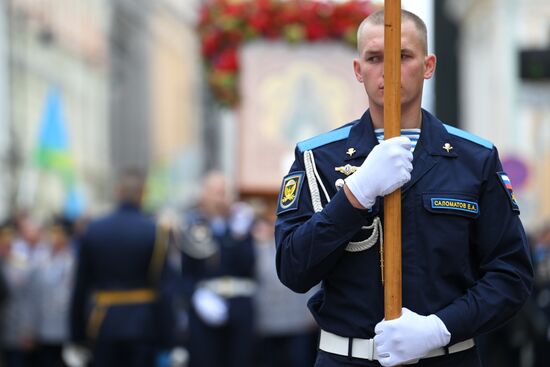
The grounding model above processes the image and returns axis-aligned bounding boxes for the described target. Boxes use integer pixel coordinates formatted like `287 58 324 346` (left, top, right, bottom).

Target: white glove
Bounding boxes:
345 136 413 209
374 308 451 366
230 202 255 237
192 287 228 326
62 344 92 367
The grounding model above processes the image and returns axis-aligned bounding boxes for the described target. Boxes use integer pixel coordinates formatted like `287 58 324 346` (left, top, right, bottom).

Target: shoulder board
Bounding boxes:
297 125 352 153
443 124 493 150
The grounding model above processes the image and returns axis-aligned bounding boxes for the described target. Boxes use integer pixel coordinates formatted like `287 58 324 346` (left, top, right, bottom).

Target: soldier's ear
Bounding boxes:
353 59 363 83
424 54 436 80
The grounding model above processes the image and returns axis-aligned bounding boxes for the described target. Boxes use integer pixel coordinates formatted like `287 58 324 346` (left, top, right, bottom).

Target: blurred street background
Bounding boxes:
0 0 549 366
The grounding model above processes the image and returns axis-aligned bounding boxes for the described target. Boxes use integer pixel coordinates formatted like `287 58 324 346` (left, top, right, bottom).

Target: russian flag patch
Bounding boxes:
497 171 520 213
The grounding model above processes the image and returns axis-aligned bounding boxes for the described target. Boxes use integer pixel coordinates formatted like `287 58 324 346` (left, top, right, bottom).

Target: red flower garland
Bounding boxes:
199 0 377 106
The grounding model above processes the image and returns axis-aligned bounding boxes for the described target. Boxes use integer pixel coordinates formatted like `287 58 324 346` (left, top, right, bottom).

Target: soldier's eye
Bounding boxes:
367 56 381 63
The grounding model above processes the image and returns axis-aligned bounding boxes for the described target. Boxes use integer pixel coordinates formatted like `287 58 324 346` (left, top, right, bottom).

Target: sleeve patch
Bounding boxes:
276 172 305 215
496 171 520 213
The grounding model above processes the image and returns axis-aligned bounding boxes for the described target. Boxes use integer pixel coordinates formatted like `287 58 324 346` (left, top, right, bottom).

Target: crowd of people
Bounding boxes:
0 170 319 367
0 213 76 366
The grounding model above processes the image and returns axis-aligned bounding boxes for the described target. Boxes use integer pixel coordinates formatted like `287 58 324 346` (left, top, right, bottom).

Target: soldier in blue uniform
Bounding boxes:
275 10 533 367
180 171 256 367
69 169 173 367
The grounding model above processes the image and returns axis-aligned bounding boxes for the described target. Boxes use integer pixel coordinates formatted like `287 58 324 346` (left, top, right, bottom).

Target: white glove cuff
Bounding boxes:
344 176 375 209
428 314 451 348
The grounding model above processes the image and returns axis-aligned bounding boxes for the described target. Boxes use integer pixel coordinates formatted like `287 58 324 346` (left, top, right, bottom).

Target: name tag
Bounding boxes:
430 198 479 214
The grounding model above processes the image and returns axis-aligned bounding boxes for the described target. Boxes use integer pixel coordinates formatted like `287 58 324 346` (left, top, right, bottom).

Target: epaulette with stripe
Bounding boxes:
443 124 493 150
297 124 353 153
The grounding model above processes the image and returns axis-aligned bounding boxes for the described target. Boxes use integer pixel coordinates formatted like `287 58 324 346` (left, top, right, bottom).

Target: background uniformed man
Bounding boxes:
275 9 533 367
69 168 173 367
179 171 256 367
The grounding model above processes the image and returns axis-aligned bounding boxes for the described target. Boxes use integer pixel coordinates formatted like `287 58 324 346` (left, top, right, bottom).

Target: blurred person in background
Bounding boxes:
153 209 191 367
0 216 42 367
476 289 547 367
12 213 50 269
179 171 256 367
252 209 318 367
0 223 11 301
0 221 13 367
69 168 174 367
477 229 550 367
31 217 76 367
531 224 550 367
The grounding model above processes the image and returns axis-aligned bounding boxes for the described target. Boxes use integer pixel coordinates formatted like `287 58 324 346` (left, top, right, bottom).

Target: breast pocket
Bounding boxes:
418 193 479 275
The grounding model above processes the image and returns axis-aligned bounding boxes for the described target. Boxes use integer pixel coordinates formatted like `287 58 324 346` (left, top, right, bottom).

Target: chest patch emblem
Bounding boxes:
431 198 479 214
496 171 520 213
277 172 305 215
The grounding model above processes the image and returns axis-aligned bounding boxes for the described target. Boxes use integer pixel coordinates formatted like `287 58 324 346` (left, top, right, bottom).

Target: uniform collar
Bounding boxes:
417 109 458 158
344 110 379 162
118 202 141 212
401 110 457 194
344 109 458 161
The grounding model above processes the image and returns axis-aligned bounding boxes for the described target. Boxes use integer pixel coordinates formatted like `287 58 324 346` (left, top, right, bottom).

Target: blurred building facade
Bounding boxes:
106 0 204 211
1 0 549 230
0 0 11 220
2 0 204 220
448 0 550 231
147 0 204 210
6 0 111 218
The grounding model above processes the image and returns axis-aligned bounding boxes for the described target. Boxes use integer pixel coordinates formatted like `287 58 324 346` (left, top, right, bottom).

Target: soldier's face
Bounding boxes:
201 174 231 216
353 21 436 112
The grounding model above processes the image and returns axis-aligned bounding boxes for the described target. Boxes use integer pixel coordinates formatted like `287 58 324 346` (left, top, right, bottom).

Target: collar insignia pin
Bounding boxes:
346 148 356 157
443 143 453 153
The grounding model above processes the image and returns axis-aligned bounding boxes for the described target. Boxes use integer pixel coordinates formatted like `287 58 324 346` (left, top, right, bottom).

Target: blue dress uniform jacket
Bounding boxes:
70 203 171 346
275 109 533 365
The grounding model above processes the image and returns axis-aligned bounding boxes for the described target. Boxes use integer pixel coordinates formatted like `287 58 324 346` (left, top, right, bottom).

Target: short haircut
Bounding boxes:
117 167 145 204
357 9 428 54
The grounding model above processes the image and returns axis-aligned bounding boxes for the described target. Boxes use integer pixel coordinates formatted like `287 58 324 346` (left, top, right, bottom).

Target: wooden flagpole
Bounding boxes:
383 0 402 324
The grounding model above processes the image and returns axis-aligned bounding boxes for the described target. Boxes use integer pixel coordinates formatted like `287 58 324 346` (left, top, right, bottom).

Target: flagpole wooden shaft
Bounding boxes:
383 0 402 322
